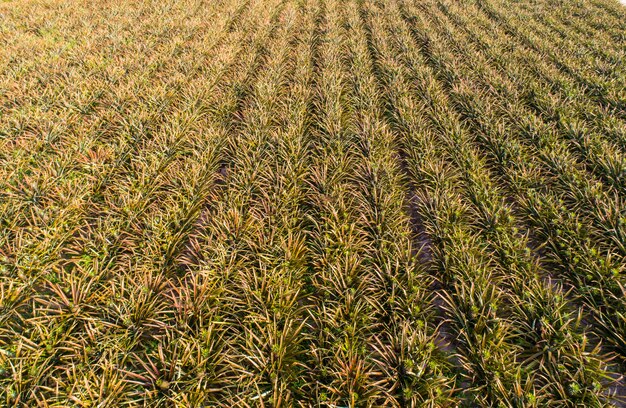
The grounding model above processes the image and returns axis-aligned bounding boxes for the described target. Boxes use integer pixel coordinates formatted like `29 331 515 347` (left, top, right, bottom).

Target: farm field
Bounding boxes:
1 0 626 406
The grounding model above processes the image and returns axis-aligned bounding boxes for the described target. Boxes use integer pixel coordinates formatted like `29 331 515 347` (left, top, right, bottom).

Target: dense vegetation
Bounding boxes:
0 0 625 405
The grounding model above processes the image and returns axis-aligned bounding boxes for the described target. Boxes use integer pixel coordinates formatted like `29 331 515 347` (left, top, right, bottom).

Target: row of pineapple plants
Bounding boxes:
182 1 314 404
298 0 455 404
84 0 295 404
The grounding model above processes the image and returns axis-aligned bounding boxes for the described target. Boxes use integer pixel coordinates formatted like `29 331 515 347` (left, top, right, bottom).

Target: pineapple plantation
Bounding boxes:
1 0 626 406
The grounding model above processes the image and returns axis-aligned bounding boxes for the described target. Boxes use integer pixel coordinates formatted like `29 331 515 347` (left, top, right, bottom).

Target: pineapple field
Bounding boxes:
1 0 626 405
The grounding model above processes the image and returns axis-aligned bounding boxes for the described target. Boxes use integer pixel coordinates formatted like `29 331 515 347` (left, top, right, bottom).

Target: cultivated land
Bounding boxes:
1 0 626 406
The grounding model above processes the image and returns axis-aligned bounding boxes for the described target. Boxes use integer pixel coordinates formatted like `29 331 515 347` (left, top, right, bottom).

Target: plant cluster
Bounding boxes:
0 0 624 406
